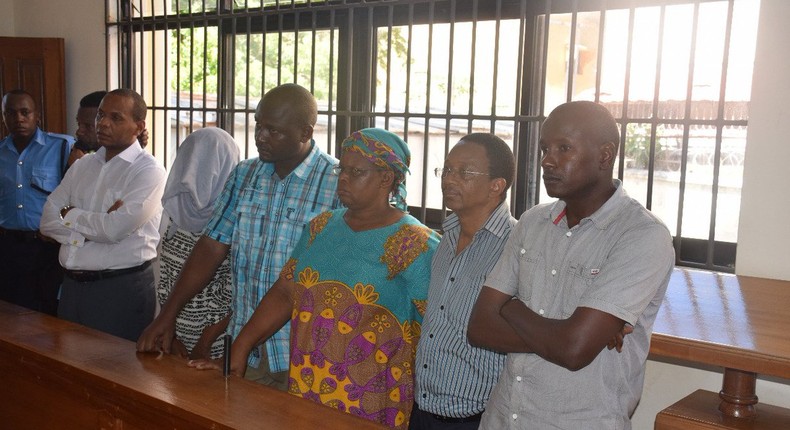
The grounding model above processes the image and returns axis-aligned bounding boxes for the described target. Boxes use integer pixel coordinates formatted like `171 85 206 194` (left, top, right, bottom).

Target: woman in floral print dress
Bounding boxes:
191 128 439 429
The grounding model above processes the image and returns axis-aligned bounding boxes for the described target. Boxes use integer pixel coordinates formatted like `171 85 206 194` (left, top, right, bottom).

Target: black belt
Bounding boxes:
429 410 483 424
64 260 151 283
0 227 43 242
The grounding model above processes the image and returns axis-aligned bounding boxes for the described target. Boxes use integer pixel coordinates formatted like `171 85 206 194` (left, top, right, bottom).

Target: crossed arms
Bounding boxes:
468 287 630 371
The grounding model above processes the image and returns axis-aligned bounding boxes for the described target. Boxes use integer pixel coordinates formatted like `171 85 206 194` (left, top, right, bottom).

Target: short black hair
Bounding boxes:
459 133 515 199
80 91 107 109
2 89 36 111
106 88 147 122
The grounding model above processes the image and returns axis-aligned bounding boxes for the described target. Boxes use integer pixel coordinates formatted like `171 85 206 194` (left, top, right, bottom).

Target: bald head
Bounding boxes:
260 83 318 129
544 101 620 153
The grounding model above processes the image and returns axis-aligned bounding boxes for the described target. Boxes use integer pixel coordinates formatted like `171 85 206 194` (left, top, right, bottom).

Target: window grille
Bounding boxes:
107 0 759 272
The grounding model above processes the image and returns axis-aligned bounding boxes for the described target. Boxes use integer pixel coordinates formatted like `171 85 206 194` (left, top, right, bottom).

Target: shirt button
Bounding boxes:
551 269 557 276
17 204 23 209
429 334 434 338
18 161 23 165
516 376 522 382
17 184 22 188
440 305 445 310
423 364 428 369
566 231 572 237
65 222 72 227
72 240 78 245
422 393 427 398
512 413 518 420
520 249 526 255
539 309 545 315
449 277 455 282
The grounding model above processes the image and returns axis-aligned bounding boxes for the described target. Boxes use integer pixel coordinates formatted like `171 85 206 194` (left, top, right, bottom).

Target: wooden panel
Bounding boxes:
0 301 387 430
655 390 790 430
0 37 67 134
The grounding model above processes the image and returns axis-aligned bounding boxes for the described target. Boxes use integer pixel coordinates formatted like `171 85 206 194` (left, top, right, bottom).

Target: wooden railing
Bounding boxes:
650 268 790 429
0 300 386 430
3 267 789 429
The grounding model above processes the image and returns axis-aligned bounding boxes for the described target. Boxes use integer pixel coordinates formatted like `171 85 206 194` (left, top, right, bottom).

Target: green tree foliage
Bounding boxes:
171 27 219 96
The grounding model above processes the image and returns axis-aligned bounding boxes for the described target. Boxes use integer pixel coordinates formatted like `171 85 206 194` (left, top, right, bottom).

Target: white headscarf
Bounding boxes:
161 127 240 235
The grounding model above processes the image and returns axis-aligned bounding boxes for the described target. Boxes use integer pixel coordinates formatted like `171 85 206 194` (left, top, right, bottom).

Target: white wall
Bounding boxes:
5 1 789 429
0 0 16 35
3 0 105 135
735 0 790 281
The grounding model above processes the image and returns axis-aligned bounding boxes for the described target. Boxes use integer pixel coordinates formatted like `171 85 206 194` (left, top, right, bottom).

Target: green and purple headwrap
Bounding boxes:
341 128 411 211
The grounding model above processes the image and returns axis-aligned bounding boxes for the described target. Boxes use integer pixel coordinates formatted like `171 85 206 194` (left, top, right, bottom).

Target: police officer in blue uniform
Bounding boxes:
0 89 74 315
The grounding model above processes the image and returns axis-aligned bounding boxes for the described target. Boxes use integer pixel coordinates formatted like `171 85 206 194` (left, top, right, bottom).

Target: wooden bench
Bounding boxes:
0 300 387 429
650 268 790 429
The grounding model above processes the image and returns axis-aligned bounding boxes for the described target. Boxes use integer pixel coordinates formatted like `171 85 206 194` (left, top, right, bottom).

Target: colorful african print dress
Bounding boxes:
282 208 439 429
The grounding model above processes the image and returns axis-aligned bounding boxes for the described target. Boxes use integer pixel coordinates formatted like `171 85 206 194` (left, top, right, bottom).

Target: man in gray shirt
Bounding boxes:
468 101 674 430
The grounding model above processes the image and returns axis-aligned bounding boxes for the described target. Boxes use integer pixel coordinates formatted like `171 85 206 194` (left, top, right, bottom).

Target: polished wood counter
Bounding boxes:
0 300 387 429
650 267 790 421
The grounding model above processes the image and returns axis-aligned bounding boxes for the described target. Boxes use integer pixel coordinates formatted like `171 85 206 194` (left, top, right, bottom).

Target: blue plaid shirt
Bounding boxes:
204 141 340 372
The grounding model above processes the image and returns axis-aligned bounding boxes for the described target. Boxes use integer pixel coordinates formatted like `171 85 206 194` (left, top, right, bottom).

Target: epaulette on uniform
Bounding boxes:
46 132 76 144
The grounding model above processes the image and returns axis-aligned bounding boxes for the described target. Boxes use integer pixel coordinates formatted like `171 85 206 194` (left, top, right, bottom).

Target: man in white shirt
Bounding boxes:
40 89 166 341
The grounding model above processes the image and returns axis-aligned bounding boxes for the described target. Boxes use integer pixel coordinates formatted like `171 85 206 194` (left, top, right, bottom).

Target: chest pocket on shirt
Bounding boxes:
31 167 61 194
558 260 599 318
517 248 545 303
234 187 319 247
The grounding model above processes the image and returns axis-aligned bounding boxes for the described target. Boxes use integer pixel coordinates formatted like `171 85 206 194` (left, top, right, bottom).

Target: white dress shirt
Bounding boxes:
40 143 166 271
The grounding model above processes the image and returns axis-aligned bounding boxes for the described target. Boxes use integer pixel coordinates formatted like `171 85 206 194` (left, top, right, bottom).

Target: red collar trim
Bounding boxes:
553 208 566 225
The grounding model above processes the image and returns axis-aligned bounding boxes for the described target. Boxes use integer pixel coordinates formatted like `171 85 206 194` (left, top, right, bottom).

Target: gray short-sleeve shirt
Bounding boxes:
481 180 674 430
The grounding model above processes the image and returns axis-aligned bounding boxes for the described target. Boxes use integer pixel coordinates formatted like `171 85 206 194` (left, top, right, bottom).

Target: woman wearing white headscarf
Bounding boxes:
157 127 240 359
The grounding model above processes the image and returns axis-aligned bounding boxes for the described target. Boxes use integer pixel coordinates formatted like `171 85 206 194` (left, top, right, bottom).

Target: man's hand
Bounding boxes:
137 315 178 354
189 314 231 361
138 129 149 149
187 352 246 378
106 200 124 213
171 336 189 359
606 323 634 352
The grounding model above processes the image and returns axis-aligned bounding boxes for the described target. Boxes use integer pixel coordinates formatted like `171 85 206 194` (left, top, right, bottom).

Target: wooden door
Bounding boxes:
0 37 67 135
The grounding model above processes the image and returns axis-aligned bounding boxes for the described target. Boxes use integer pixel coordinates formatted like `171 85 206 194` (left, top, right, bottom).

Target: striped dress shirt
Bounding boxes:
414 201 515 418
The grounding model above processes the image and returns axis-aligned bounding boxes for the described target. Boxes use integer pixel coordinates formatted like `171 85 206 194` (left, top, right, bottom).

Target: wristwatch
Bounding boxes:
60 205 74 220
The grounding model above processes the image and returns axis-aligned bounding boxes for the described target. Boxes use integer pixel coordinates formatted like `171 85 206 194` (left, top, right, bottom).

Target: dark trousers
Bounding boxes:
0 234 62 315
408 403 482 430
58 264 156 342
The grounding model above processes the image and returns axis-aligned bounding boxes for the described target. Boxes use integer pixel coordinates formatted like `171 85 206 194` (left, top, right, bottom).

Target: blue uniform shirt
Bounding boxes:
0 128 74 230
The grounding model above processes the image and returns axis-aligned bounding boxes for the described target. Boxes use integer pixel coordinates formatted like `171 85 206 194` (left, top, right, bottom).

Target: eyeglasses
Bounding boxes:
332 165 385 177
434 167 491 180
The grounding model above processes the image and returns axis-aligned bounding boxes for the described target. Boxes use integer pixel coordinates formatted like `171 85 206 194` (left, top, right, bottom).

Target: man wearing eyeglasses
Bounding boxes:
411 133 516 430
137 83 342 390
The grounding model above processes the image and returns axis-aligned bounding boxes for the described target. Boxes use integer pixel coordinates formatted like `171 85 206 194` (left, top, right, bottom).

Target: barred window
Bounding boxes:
107 0 760 272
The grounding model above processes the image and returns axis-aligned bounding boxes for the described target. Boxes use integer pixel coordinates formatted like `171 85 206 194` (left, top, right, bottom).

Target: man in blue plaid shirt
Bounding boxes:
138 84 341 390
